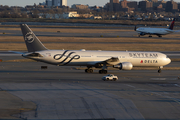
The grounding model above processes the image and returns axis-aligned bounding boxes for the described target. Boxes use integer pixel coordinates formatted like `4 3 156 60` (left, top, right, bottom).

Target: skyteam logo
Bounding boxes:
54 50 80 65
25 32 34 43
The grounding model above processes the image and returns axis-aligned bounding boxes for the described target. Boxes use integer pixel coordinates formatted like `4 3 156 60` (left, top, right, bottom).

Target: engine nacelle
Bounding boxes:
114 62 133 70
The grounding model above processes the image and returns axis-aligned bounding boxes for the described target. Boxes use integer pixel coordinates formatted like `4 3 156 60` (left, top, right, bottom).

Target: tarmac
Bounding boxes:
0 60 180 120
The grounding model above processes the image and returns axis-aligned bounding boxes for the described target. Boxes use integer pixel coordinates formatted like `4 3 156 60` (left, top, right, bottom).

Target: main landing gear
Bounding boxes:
85 63 108 74
85 68 108 74
99 70 107 74
85 68 94 73
99 63 108 74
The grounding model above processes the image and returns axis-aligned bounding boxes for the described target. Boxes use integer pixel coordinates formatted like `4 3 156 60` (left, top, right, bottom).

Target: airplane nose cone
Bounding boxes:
165 58 171 65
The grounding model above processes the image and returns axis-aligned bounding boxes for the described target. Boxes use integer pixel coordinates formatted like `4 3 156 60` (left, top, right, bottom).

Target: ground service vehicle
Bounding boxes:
102 74 118 81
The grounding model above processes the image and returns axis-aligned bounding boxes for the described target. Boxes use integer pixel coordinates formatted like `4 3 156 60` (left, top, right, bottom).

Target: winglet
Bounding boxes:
168 18 175 30
20 24 48 52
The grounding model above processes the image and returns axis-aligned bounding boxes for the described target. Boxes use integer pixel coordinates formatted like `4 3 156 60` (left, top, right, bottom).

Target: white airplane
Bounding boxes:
19 24 171 74
135 18 176 37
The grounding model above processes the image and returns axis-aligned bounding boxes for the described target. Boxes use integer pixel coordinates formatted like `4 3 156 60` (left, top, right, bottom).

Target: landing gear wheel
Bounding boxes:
85 69 93 73
104 70 107 74
99 70 107 74
113 78 117 81
89 69 93 73
149 35 152 37
158 69 162 73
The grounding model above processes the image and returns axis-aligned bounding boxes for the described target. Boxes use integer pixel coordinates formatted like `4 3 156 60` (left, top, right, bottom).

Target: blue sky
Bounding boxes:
0 0 109 7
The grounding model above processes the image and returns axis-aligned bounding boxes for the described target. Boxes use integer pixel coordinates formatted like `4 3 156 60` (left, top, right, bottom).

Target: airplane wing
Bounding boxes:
8 51 25 54
138 31 156 35
146 32 164 35
104 57 120 65
144 32 157 35
89 57 120 67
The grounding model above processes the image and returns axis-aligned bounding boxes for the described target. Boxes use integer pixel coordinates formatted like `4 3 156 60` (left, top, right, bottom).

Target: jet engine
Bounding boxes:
113 62 133 70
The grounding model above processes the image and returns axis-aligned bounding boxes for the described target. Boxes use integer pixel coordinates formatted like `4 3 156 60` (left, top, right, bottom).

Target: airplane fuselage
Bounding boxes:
23 50 171 68
136 27 174 35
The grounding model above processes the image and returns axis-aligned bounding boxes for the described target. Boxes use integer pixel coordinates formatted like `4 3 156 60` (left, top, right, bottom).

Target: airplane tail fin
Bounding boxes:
20 24 48 52
168 18 175 30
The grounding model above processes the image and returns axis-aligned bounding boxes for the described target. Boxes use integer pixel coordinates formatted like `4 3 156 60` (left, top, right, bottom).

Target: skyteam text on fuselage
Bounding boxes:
20 24 171 74
135 18 177 37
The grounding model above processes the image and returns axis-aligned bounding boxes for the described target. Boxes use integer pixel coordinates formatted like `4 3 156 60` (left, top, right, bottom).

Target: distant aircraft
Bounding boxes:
18 24 171 74
135 18 176 37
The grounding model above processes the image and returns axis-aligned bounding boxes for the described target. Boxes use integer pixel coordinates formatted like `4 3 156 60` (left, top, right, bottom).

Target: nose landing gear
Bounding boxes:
158 69 162 73
158 66 163 73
